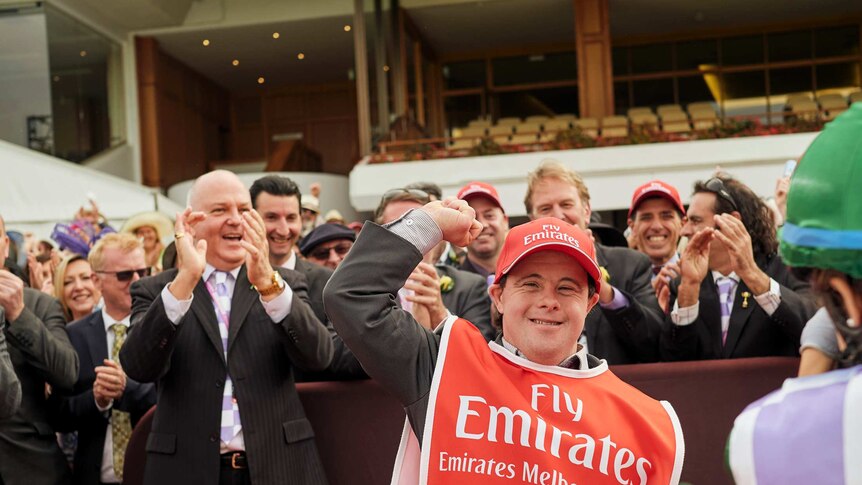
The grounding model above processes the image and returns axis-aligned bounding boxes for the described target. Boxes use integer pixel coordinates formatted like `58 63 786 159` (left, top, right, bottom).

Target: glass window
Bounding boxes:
678 75 716 106
676 39 719 71
494 86 578 118
630 43 673 74
769 66 813 95
815 26 860 58
632 78 675 108
722 71 766 100
444 95 482 130
816 62 861 90
442 60 485 90
768 30 812 62
614 81 630 115
722 35 764 66
491 52 577 87
612 46 628 75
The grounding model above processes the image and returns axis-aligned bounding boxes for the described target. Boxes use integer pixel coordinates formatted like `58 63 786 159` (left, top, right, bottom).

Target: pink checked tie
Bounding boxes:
716 277 737 346
211 271 242 444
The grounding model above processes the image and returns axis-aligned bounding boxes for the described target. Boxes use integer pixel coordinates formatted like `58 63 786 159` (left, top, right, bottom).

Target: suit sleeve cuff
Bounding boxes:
385 209 442 256
753 278 781 316
671 300 699 326
261 285 294 322
95 396 113 413
161 284 192 324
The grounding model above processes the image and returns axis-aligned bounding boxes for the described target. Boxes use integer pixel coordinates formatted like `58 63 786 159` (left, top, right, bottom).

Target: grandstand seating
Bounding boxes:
851 91 862 103
818 93 849 120
574 117 599 137
509 122 543 145
601 115 629 137
788 99 820 121
661 110 692 133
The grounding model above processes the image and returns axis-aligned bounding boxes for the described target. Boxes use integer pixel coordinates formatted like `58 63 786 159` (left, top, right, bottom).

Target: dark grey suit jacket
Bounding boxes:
436 265 494 340
660 253 816 360
0 326 21 419
294 258 332 324
120 266 333 485
0 288 78 485
582 245 665 364
53 311 157 485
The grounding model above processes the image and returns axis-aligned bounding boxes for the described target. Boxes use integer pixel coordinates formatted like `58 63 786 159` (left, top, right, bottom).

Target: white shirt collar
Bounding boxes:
203 263 241 282
101 307 130 332
279 251 297 271
711 270 740 283
500 337 589 370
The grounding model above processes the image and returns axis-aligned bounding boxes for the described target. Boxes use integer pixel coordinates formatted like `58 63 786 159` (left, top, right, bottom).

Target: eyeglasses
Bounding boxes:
381 188 431 204
703 178 738 213
97 268 151 282
308 244 352 261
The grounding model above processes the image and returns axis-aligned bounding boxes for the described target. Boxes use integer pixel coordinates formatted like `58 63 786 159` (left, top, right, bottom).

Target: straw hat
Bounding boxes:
121 211 174 242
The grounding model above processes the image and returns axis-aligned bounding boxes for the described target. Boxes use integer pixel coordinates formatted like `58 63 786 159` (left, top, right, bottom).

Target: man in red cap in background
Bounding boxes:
456 181 509 283
627 180 685 282
324 197 684 485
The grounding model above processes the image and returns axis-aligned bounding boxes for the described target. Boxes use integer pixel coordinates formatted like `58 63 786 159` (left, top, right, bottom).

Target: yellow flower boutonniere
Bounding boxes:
440 275 455 293
599 266 611 284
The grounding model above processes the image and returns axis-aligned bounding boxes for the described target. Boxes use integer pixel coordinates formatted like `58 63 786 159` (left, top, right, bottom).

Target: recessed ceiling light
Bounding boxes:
383 65 390 72
344 25 352 32
297 53 305 60
257 77 265 84
202 39 210 46
232 59 239 66
272 32 280 39
79 50 87 57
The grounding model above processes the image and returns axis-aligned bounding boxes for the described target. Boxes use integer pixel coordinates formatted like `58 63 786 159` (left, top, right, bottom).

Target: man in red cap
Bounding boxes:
627 180 685 282
324 198 684 485
456 181 509 282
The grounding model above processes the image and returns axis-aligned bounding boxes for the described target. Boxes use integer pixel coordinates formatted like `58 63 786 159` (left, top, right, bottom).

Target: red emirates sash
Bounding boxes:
392 318 684 485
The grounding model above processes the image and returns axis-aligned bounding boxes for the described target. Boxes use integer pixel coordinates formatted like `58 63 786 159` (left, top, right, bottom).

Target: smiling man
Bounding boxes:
120 170 333 484
627 180 685 280
456 181 509 282
324 199 684 485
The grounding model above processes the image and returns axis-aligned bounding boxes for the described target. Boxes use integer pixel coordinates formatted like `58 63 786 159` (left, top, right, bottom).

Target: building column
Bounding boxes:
135 37 161 187
574 0 614 118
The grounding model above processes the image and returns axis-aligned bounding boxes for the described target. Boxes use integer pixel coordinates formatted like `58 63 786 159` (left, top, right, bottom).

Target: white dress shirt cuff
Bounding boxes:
161 284 193 324
94 397 113 412
385 209 443 256
754 278 782 316
261 285 293 322
599 286 629 310
671 300 699 326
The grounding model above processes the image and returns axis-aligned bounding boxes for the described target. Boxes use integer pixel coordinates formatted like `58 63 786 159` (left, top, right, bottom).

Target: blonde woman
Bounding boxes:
53 255 101 323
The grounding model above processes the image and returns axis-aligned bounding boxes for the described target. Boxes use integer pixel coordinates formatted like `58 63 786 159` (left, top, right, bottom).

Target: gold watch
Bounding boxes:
254 271 285 296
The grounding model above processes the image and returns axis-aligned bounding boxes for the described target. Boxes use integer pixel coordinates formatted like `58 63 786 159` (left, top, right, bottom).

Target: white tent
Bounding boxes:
0 139 181 239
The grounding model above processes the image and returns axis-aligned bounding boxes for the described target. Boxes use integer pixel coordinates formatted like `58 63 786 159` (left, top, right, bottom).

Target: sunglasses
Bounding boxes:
308 244 352 261
703 178 738 213
381 188 431 204
98 268 151 282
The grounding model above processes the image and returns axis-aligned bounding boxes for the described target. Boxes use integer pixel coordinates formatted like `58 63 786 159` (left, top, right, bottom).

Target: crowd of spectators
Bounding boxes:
0 126 848 483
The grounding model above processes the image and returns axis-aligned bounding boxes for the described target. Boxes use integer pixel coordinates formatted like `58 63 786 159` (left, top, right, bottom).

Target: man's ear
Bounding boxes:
829 276 862 328
488 283 504 314
730 210 743 222
91 272 103 292
587 291 600 312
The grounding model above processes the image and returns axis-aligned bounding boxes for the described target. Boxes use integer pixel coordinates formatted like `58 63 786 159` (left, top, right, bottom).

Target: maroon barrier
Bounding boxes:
124 357 798 485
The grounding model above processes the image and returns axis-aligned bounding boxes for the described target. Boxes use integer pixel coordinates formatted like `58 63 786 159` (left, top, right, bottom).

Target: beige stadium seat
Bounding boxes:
688 103 719 130
467 119 492 128
661 111 691 133
850 91 862 104
657 104 685 117
818 94 849 121
508 122 543 145
541 119 572 141
630 112 659 128
525 115 551 123
627 107 654 118
495 117 522 127
554 113 578 121
449 126 486 150
601 116 629 138
487 125 513 143
789 99 820 121
786 93 813 107
687 102 716 113
573 118 598 138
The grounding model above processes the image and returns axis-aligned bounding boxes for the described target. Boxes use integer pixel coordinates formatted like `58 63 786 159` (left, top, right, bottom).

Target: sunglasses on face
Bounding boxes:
98 268 151 282
703 177 739 213
308 244 352 261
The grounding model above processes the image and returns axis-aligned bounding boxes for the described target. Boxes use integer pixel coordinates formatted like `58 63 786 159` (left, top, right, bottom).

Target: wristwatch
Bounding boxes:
254 271 285 296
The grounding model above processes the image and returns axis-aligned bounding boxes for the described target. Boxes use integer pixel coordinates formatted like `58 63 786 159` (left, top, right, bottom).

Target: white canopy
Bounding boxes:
0 140 181 239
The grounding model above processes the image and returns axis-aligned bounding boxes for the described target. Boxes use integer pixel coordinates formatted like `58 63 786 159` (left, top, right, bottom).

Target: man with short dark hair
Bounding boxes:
524 160 665 364
456 181 509 281
0 214 78 484
660 175 815 361
376 188 494 340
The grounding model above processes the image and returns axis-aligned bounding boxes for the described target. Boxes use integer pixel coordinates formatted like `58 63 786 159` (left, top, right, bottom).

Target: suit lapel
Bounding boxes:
190 279 226 363
86 313 109 366
722 280 756 357
228 266 255 352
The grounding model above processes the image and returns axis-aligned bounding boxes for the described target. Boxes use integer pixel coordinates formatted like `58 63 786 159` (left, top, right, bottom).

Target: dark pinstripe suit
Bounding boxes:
120 266 333 485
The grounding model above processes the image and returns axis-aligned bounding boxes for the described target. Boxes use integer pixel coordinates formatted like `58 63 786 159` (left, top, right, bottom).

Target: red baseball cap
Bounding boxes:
493 217 601 295
628 180 685 218
457 181 505 213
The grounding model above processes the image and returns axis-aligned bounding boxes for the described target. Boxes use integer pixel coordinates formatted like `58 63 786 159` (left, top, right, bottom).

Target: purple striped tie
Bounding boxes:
212 271 241 444
716 277 737 345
